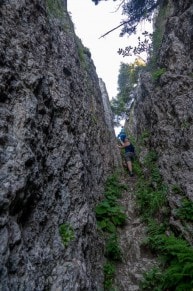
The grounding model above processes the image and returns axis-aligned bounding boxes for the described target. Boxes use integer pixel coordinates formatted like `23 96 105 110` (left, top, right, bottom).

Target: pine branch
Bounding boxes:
99 20 129 39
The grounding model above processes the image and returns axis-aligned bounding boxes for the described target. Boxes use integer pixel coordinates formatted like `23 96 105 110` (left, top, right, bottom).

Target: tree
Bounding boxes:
91 0 162 58
110 59 145 124
91 0 162 41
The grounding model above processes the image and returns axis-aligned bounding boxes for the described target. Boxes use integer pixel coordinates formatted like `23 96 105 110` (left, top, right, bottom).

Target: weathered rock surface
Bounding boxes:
0 1 121 290
132 0 193 243
114 176 158 291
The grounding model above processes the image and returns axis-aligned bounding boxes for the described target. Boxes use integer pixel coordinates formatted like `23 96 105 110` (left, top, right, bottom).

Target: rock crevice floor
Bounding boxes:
113 175 158 291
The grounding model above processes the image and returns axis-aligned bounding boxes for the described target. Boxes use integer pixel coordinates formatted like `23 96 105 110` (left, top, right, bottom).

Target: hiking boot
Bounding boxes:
129 172 134 177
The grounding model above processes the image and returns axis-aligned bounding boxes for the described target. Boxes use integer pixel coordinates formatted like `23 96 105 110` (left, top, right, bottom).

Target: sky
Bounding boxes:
68 0 149 101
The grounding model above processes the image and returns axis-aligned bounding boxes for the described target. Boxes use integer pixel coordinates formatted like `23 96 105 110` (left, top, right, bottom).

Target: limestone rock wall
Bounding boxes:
0 1 121 290
133 0 193 242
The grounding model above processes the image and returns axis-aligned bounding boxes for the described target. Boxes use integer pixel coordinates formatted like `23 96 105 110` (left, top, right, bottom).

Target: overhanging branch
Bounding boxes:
99 21 129 39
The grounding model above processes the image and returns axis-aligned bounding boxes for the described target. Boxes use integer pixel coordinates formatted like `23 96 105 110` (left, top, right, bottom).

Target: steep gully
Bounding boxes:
113 173 158 290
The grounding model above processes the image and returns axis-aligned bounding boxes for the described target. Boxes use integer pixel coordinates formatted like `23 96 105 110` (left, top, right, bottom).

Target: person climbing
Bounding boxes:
118 137 135 177
117 126 126 142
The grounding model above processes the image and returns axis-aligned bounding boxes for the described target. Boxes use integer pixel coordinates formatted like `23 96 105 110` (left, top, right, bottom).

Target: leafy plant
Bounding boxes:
176 199 193 222
59 223 74 247
104 174 128 199
95 173 127 290
138 130 150 146
95 173 127 232
104 262 116 290
142 232 193 290
97 218 116 233
144 219 167 251
158 235 193 290
144 150 158 166
135 179 167 220
133 159 143 176
134 139 193 290
105 234 122 261
140 267 163 291
110 61 145 122
95 200 126 232
93 0 160 33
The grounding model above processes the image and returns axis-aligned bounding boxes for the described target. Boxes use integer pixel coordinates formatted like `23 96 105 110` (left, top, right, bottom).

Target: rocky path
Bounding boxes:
113 174 158 291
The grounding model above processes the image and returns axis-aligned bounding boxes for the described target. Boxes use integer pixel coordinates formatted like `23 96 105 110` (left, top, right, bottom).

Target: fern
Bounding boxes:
105 234 122 261
142 236 193 291
144 234 193 290
176 199 193 221
97 218 116 233
140 267 163 290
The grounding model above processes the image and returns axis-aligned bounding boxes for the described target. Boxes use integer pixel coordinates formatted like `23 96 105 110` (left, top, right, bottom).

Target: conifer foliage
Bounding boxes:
91 0 162 36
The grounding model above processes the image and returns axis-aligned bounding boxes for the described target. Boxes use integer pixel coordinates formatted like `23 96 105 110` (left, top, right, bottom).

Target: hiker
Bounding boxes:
118 137 135 177
117 126 126 142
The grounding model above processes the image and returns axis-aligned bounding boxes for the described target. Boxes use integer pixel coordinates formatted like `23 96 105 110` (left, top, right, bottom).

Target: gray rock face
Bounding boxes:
99 78 121 165
133 0 193 242
0 1 121 290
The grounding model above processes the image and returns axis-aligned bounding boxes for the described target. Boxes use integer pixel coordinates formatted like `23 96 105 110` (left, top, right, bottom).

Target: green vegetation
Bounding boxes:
139 130 150 145
172 184 183 194
148 3 169 70
135 151 167 221
142 232 193 290
96 200 126 233
151 67 166 81
95 173 127 290
110 59 145 124
45 0 65 18
103 262 116 290
59 223 74 247
92 0 160 38
132 158 143 176
109 1 170 123
103 173 128 199
134 135 193 290
95 174 127 234
75 37 91 69
176 199 193 222
105 234 122 261
140 267 163 291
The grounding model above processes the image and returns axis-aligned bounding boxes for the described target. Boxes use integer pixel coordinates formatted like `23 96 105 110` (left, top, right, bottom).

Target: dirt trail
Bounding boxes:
113 174 158 291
